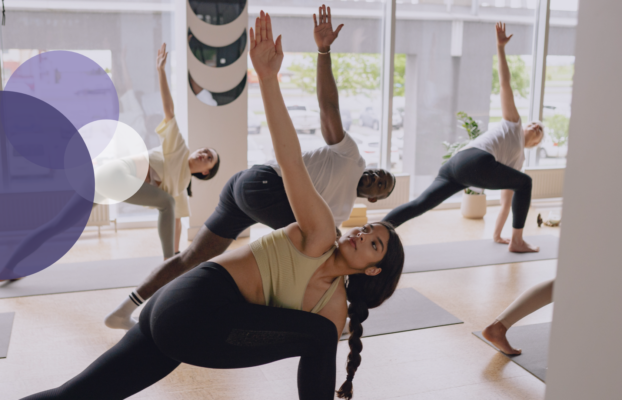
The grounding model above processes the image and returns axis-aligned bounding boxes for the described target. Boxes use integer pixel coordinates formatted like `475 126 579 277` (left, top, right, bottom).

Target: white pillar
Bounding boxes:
545 0 622 398
184 0 248 240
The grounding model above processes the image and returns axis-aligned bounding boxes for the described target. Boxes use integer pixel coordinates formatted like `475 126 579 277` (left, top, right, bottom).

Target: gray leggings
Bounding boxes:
123 182 176 259
95 159 176 259
2 163 176 277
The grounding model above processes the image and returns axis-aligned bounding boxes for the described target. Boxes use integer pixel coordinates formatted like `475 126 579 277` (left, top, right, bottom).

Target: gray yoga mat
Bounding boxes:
0 312 16 358
403 235 559 274
341 288 462 340
473 322 551 382
0 257 162 299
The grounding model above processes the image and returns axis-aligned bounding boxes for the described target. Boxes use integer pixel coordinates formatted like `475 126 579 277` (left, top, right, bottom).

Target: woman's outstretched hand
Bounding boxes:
313 4 344 52
156 43 168 72
496 22 513 48
250 11 283 81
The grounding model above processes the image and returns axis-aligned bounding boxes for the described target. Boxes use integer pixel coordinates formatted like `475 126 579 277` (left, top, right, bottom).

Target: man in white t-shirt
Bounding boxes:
105 14 396 330
383 22 544 253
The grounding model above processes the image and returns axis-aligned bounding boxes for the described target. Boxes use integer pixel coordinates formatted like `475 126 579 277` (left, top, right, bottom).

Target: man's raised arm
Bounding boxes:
314 4 345 145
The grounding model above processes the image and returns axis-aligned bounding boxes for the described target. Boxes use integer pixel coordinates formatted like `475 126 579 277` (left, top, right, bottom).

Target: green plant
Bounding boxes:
491 55 530 99
441 111 483 164
289 53 381 97
288 52 406 97
443 112 486 195
544 114 570 147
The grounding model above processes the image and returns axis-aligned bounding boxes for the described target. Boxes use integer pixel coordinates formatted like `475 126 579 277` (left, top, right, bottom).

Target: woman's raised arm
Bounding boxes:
250 11 336 253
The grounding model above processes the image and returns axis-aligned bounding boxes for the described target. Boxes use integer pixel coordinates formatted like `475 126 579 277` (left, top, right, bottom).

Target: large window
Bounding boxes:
0 2 176 221
247 2 387 169
395 0 537 199
536 0 578 167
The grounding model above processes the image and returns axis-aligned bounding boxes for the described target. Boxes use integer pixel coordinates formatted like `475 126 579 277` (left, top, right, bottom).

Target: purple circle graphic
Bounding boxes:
5 50 119 158
0 91 95 280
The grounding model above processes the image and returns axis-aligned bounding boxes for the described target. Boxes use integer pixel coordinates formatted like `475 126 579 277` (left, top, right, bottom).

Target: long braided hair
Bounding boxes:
336 221 405 399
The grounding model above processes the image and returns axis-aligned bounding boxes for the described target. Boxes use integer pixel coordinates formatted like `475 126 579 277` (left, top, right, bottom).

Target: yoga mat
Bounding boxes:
403 235 559 274
0 312 16 358
473 322 551 382
0 257 162 299
341 288 462 340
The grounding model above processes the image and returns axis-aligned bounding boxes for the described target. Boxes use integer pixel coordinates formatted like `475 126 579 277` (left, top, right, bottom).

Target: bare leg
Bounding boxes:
135 225 233 299
104 226 232 329
508 228 540 253
483 279 554 354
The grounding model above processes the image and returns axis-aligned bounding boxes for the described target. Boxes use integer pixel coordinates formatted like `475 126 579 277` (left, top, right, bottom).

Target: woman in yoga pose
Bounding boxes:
0 44 219 282
22 11 404 400
482 279 554 354
99 42 219 259
383 22 544 253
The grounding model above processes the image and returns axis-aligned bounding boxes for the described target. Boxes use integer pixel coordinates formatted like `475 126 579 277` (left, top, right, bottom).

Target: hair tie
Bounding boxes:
346 374 354 382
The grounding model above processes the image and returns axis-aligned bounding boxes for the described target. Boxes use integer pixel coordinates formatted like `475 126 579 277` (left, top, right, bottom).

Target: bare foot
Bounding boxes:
482 321 522 355
508 239 539 253
494 236 510 244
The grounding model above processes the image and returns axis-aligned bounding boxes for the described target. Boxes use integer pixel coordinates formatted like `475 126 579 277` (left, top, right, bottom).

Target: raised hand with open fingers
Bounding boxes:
156 43 168 72
313 4 344 52
496 22 513 48
249 11 283 81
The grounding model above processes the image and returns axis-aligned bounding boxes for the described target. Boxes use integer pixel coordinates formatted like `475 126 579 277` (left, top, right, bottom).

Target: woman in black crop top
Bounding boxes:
22 8 404 400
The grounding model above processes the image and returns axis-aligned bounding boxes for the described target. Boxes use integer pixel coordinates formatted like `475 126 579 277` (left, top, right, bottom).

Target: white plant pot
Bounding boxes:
461 192 487 219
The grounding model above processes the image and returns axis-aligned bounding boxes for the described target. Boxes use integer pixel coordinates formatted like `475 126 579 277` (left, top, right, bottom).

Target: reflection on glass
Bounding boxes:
189 0 246 26
189 72 246 106
536 2 578 167
247 1 386 170
395 1 536 200
188 28 246 68
0 8 174 221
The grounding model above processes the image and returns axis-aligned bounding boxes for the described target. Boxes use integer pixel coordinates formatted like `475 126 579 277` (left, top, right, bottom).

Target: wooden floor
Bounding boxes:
0 203 561 399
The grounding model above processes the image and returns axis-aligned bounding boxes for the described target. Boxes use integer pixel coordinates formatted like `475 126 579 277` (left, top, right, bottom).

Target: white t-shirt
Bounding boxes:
148 117 191 218
462 118 525 170
266 133 366 227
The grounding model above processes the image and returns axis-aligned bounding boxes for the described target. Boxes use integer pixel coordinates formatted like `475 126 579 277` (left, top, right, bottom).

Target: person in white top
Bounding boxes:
105 10 397 330
112 43 220 258
383 22 544 253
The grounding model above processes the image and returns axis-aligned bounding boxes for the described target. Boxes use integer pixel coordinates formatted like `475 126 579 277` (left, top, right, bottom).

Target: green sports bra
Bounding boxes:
249 229 342 314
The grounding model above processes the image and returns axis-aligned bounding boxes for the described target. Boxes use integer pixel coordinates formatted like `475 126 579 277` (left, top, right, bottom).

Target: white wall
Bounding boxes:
545 1 622 398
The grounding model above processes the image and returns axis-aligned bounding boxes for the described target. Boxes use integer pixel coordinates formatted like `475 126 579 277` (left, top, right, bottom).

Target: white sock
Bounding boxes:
104 291 144 330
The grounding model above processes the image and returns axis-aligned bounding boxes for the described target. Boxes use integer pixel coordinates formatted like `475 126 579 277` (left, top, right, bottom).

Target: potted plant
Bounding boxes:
442 112 487 219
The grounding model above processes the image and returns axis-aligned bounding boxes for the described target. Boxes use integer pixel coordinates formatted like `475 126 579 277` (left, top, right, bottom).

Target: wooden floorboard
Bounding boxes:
0 204 560 399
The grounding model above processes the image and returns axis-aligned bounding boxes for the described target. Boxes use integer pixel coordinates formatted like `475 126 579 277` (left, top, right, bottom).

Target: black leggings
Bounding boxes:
22 263 338 400
383 148 532 229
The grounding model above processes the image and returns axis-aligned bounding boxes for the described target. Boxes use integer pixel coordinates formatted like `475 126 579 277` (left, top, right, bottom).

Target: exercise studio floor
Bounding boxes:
0 203 560 400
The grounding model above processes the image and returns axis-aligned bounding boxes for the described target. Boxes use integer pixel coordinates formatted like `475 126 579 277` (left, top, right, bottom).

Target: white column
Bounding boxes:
545 0 622 398
528 0 550 123
185 1 248 240
526 0 550 167
379 0 396 170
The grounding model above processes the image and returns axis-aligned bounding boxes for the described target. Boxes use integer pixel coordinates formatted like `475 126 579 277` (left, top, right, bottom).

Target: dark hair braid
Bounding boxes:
336 221 405 400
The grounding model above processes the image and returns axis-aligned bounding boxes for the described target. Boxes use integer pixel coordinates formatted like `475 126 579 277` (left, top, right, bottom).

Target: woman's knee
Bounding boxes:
311 315 339 349
158 193 176 213
518 175 533 192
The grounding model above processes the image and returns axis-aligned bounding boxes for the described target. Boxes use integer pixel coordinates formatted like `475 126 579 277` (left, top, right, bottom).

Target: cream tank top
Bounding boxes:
249 229 342 314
